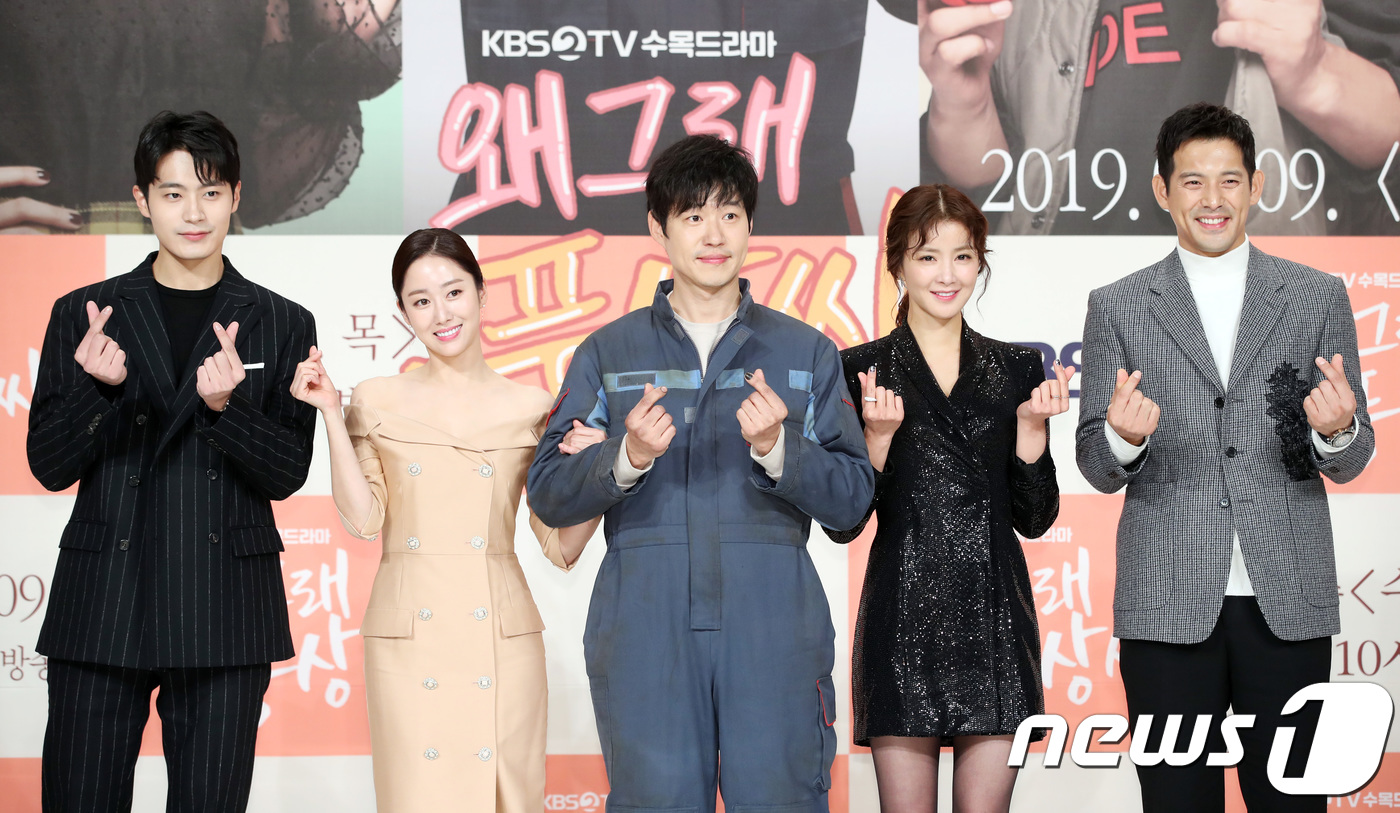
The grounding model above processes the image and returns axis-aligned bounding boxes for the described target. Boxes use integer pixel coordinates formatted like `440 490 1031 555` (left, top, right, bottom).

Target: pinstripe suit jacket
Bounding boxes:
27 254 317 668
1075 245 1373 644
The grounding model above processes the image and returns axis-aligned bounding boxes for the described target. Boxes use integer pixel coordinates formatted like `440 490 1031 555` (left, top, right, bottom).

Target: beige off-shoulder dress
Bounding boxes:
342 379 571 813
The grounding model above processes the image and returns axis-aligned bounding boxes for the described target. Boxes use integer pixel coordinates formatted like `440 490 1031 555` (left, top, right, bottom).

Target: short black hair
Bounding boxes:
391 228 485 304
645 135 758 234
134 110 241 192
1155 102 1256 184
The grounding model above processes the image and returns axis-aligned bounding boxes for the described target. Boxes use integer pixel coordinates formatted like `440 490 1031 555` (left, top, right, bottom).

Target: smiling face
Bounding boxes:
647 192 751 297
1153 137 1263 257
133 149 240 267
398 255 486 360
898 220 981 323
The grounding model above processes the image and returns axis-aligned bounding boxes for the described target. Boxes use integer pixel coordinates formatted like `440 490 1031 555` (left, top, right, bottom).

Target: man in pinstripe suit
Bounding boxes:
26 111 317 812
1075 103 1373 812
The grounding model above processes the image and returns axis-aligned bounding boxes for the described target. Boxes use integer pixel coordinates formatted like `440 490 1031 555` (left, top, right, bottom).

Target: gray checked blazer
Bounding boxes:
1075 244 1373 644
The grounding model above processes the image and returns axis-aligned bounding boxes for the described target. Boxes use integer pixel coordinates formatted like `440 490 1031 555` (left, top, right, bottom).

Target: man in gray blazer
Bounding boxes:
1075 103 1372 813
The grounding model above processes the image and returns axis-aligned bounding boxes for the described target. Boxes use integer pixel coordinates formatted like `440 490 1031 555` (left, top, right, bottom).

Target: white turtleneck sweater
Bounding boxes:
1104 237 1354 595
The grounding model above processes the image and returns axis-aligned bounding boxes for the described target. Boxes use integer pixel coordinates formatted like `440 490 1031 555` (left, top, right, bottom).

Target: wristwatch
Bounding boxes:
1323 425 1356 448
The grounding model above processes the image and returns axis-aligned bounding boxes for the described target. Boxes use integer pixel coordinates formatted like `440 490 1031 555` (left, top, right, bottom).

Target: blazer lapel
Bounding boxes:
156 264 261 454
891 325 948 414
1227 245 1287 395
116 262 178 413
890 324 988 478
1148 251 1225 395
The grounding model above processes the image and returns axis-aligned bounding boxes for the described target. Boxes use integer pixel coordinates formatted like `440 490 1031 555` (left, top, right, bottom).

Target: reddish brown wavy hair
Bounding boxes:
884 184 991 327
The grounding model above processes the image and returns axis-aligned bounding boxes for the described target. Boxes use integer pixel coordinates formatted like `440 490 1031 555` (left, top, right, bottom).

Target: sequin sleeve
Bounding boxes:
823 348 880 544
1008 349 1059 539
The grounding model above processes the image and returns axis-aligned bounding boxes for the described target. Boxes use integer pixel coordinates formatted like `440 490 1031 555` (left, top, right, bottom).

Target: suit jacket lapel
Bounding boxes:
1227 245 1287 395
1148 250 1225 395
117 261 178 413
156 263 261 454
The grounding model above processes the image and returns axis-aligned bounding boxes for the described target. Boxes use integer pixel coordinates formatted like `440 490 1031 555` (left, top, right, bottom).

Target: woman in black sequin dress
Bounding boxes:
827 184 1071 811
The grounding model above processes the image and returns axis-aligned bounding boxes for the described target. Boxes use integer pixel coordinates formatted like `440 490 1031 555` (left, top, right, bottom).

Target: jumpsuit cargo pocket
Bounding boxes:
816 676 837 792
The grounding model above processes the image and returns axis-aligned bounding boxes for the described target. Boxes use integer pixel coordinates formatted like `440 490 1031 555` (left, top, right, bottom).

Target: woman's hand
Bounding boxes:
290 345 342 413
1016 360 1075 423
559 419 606 454
0 167 82 234
858 366 904 472
859 366 905 440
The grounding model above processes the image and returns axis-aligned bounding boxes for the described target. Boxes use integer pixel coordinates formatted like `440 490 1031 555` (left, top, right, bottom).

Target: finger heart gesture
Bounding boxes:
74 300 127 385
737 369 788 457
196 321 245 413
1304 354 1357 437
1016 360 1077 422
290 345 341 414
857 366 904 439
1105 368 1160 446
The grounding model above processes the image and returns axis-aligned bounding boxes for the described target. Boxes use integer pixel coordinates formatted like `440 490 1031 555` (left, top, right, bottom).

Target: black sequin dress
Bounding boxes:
829 323 1059 745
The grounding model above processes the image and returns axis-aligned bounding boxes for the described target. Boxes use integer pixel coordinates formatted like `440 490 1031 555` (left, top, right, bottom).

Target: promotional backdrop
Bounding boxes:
2 1 1398 811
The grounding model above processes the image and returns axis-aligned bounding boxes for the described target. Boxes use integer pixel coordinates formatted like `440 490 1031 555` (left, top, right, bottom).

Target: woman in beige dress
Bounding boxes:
290 228 601 812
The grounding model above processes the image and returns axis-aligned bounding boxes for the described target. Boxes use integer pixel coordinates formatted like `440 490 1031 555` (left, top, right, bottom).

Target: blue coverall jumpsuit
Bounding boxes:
529 279 874 813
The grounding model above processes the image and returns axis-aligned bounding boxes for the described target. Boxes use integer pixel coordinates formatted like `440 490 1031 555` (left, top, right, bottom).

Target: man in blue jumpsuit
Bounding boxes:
528 134 873 812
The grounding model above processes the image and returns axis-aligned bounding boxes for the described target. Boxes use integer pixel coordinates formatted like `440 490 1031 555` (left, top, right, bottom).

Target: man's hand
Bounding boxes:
1105 369 1159 446
920 0 1012 113
196 321 246 413
0 167 82 234
624 383 674 469
1213 0 1325 109
737 369 787 457
1304 354 1357 437
74 301 127 386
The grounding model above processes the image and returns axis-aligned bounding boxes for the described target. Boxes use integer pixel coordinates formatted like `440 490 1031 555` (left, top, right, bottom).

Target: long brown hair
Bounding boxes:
884 184 991 327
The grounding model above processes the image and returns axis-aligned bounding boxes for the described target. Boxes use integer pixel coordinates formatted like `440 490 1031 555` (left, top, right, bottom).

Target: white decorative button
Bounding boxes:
473 606 489 621
406 536 421 550
424 748 439 760
477 676 492 689
470 536 486 550
408 463 422 476
419 608 433 621
478 464 493 478
478 747 493 762
423 677 438 690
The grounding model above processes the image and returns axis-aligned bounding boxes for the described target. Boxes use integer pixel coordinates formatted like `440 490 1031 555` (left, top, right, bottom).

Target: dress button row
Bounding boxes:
424 746 491 761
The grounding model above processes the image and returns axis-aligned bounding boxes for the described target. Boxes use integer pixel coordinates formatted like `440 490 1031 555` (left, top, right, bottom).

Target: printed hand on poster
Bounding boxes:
918 0 1400 236
0 168 81 235
0 0 401 233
